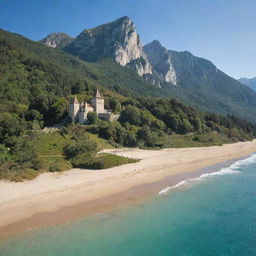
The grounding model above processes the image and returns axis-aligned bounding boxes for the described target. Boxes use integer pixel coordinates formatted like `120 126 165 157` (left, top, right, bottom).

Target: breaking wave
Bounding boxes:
159 153 256 195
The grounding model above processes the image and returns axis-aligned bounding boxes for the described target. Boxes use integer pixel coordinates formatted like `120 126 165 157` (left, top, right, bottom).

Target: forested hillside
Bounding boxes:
2 28 256 122
1 28 256 181
42 16 256 123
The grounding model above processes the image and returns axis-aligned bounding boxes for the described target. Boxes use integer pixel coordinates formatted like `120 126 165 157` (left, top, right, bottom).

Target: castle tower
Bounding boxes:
78 101 86 124
68 96 80 122
92 89 105 114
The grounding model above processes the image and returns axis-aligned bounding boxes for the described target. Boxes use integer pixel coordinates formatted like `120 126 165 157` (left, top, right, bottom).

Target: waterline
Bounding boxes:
159 153 256 194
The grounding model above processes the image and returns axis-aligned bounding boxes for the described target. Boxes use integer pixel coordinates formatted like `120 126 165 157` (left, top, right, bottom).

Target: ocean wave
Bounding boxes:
159 153 256 195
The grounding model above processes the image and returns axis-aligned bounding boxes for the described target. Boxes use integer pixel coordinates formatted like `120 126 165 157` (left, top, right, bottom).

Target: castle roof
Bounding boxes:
95 89 103 98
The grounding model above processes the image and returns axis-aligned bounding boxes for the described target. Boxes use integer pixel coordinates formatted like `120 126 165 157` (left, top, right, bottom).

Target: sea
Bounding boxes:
1 154 256 256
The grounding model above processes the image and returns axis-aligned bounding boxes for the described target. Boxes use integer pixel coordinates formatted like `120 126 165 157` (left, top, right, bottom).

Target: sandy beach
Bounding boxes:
0 140 256 239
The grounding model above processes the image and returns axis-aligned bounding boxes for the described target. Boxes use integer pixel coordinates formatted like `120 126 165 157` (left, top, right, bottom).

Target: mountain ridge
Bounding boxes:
39 32 74 48
4 16 256 122
63 16 153 77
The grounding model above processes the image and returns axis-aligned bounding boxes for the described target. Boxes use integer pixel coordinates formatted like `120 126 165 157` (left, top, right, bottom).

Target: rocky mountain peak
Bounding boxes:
64 17 152 77
39 33 74 48
143 40 177 84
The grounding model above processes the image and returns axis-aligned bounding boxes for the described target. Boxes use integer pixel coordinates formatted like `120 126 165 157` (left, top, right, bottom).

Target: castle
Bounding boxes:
68 89 119 124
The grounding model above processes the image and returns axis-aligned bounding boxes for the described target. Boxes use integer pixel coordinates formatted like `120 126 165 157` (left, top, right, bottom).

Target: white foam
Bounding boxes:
159 153 256 195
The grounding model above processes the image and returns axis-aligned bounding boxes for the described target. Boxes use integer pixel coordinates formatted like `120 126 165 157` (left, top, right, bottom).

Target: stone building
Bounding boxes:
68 89 120 124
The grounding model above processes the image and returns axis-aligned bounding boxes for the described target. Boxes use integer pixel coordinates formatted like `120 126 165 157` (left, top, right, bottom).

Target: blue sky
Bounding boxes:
0 0 255 78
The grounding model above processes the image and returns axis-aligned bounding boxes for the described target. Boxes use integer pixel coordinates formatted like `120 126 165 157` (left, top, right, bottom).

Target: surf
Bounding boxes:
159 153 256 195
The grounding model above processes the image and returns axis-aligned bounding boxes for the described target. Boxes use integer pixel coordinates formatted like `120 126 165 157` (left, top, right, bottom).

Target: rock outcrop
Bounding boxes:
64 16 152 77
39 33 74 48
144 40 219 86
143 40 177 84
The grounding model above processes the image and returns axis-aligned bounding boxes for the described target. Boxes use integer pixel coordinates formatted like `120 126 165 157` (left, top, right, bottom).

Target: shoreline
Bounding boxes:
0 140 256 239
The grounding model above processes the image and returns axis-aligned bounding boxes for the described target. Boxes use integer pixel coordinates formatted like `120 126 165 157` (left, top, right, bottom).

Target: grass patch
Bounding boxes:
71 153 139 169
167 132 237 148
0 168 40 182
49 159 72 172
86 133 113 150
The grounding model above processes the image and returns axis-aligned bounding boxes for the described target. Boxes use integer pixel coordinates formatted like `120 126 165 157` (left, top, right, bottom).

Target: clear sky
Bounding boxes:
0 0 255 79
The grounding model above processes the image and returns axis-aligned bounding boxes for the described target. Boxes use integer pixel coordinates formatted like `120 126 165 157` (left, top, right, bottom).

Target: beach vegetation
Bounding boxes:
71 153 139 169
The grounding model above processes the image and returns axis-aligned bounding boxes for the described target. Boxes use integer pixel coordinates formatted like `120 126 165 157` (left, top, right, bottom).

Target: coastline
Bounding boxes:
0 140 256 239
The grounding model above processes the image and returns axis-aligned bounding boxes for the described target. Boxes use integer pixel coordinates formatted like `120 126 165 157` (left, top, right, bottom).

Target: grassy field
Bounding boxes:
35 130 113 172
71 153 139 169
167 132 241 148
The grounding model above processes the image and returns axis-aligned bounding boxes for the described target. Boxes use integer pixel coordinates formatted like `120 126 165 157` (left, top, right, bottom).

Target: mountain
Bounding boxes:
0 28 165 110
143 40 256 121
144 40 222 87
3 15 256 122
63 16 152 77
143 40 177 84
2 28 256 181
39 32 74 48
238 77 256 91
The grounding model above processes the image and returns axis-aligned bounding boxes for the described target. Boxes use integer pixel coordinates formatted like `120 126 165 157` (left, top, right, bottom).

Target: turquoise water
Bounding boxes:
1 154 256 256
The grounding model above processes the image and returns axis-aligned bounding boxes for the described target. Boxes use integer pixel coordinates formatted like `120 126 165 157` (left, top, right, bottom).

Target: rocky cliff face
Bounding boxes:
64 16 152 77
144 40 219 86
39 33 74 48
143 40 177 84
169 50 219 84
39 18 238 93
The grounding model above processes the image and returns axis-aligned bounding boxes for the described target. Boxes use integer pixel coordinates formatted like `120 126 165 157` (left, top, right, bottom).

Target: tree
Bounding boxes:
47 97 67 123
98 123 116 141
26 109 43 121
124 130 137 147
137 125 155 147
109 98 121 113
87 111 98 124
63 135 97 159
119 106 141 126
0 113 26 143
11 135 39 169
179 119 193 134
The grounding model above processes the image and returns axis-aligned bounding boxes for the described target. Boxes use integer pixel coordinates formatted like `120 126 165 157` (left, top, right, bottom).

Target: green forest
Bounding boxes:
1 29 256 181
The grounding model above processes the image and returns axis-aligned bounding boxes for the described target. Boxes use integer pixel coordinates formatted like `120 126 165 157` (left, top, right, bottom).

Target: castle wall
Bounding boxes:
78 111 86 124
69 103 79 122
98 113 120 122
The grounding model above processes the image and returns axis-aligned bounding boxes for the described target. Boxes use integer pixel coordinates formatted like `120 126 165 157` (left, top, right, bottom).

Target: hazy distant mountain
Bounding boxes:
39 33 74 49
238 77 256 91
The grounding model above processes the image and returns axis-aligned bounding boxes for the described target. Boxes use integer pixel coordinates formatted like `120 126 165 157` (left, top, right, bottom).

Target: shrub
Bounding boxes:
87 111 99 125
49 160 71 172
70 152 94 168
71 153 139 169
63 137 97 159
